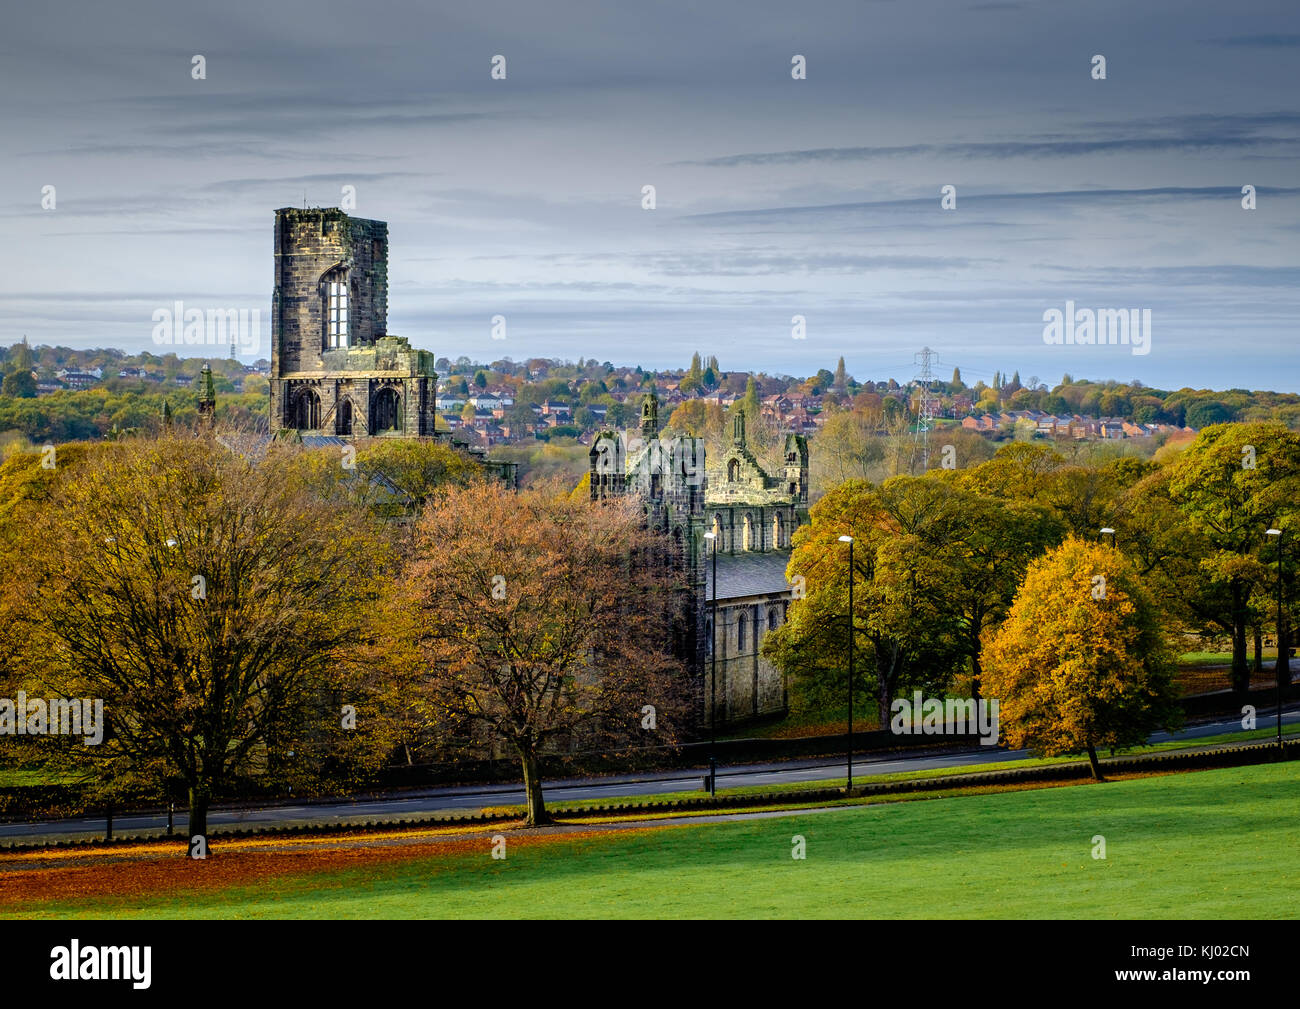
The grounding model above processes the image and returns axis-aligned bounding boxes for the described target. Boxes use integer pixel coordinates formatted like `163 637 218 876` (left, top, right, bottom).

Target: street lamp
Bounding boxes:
1100 527 1115 548
704 530 718 796
1267 528 1284 753
838 534 855 790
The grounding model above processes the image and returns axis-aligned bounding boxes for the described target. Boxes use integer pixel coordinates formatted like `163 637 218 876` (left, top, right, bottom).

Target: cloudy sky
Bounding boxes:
2 0 1298 390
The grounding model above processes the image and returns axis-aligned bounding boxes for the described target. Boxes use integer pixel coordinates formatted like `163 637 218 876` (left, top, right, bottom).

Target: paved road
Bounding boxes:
3 706 1296 844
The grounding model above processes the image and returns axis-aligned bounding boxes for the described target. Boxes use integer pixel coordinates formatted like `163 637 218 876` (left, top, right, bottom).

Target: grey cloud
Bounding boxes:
680 136 1300 168
1208 34 1300 47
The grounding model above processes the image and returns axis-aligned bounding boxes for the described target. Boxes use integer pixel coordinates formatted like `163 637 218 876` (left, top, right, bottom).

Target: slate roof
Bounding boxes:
705 551 793 601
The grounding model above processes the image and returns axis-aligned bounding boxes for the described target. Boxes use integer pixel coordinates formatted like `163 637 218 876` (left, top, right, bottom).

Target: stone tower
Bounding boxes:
640 391 659 441
269 208 438 438
782 433 809 503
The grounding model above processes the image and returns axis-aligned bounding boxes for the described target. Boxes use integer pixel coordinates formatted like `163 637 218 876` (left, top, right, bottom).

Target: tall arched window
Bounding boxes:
323 268 349 349
737 612 747 652
743 513 754 551
728 458 740 482
773 511 784 548
337 398 353 436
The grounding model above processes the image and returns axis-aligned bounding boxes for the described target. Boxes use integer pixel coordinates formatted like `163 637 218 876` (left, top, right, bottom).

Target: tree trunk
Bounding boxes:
1253 624 1263 675
1231 583 1249 693
518 746 551 827
877 678 893 734
1086 742 1105 782
970 645 982 704
188 784 210 852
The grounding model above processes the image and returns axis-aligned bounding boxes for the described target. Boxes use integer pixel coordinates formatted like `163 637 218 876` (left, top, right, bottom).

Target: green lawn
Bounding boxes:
0 768 78 787
15 761 1300 919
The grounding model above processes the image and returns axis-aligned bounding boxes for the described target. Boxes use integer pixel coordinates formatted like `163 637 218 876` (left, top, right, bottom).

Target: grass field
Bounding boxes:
5 761 1297 919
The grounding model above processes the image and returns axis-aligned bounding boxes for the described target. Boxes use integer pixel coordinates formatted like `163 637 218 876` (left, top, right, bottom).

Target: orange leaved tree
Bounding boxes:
406 478 690 825
13 433 390 847
983 536 1180 780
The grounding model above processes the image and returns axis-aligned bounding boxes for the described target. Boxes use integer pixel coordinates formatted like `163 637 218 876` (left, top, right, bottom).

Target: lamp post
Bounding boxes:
1100 526 1115 548
838 534 855 790
704 530 718 796
1267 528 1283 753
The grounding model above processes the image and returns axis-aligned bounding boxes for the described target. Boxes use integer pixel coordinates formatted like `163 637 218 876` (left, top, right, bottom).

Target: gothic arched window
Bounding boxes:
323 268 349 350
337 398 353 436
737 612 747 652
292 389 320 431
728 459 740 482
372 386 402 433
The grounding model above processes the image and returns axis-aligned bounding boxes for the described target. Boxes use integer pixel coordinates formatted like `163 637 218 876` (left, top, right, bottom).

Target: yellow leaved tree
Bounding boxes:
983 536 1181 780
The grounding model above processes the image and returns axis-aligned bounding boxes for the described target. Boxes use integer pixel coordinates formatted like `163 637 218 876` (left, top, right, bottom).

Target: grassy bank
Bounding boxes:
7 761 1296 919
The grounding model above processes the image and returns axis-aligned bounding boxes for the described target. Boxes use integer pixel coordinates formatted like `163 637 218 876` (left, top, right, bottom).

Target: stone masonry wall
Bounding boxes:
273 208 388 375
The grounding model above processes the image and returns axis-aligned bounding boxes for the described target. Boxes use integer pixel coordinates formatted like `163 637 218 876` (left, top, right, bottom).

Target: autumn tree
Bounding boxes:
983 537 1181 780
665 399 725 444
1161 423 1300 691
812 407 886 486
942 492 1064 699
406 479 689 825
12 433 390 847
957 442 1064 503
763 477 967 727
352 437 483 515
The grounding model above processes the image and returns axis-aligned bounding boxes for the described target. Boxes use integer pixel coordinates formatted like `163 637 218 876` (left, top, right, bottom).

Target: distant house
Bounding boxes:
54 369 101 390
57 366 103 381
450 427 488 449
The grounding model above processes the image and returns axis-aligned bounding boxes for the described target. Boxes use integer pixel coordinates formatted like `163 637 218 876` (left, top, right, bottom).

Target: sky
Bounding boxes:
2 0 1298 392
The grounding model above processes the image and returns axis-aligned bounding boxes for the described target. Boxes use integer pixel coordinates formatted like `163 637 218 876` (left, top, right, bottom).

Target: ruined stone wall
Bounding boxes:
272 208 388 376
